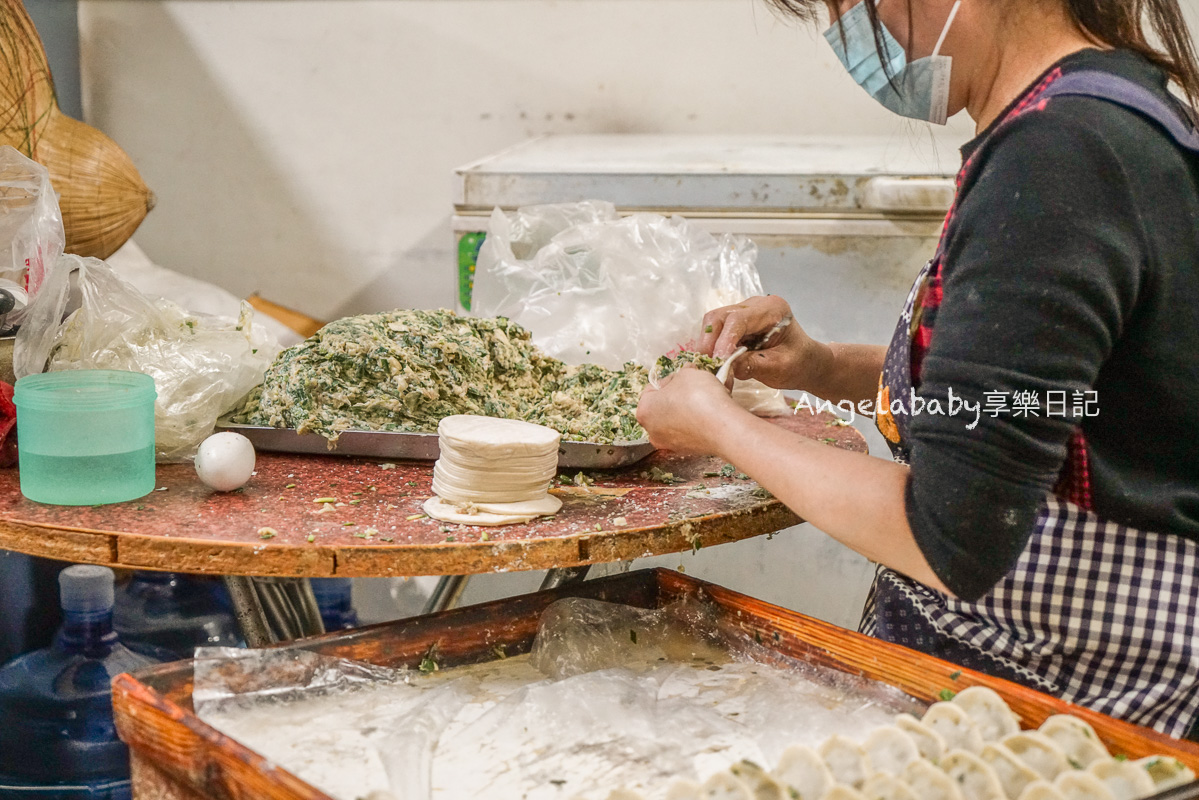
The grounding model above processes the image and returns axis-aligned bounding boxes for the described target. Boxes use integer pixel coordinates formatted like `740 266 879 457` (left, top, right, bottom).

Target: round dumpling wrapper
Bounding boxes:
438 415 561 455
823 787 870 800
423 495 540 526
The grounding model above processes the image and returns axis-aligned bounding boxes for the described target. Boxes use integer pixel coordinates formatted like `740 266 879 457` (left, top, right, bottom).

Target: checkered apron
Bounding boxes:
860 238 1199 741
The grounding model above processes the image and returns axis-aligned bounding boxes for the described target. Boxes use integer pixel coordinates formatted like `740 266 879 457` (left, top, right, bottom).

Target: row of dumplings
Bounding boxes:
606 686 1194 800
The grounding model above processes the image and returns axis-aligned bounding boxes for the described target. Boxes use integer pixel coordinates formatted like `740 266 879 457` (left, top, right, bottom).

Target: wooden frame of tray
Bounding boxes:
112 568 1199 800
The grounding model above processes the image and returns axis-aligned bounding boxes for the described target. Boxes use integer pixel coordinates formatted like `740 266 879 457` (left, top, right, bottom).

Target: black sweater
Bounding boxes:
906 49 1199 601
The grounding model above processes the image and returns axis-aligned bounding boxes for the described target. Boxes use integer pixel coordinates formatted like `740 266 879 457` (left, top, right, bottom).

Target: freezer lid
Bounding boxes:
453 134 963 216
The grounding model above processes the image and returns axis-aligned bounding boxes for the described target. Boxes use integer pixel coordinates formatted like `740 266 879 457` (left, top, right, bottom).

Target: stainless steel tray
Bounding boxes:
214 419 656 470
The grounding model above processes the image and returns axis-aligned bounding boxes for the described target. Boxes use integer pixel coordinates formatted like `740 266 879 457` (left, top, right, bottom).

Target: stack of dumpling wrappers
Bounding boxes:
610 686 1193 800
424 415 563 526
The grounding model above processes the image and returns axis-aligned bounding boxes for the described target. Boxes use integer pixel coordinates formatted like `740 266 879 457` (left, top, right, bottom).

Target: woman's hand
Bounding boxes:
636 366 743 455
698 295 831 391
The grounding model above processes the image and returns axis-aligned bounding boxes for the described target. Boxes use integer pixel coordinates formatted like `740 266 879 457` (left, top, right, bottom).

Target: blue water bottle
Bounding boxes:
0 565 162 799
114 572 241 658
310 578 359 631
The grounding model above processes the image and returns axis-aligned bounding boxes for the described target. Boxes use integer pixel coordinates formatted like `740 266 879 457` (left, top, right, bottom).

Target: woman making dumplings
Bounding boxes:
635 0 1199 737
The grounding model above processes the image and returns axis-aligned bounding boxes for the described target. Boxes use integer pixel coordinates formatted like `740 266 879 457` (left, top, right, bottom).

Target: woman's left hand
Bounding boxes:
636 366 743 455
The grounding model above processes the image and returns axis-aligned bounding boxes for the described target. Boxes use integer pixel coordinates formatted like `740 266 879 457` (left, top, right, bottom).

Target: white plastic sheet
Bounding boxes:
14 255 280 460
0 146 65 329
472 201 762 370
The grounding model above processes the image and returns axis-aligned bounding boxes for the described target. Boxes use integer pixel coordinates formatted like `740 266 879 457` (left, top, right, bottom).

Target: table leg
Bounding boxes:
422 575 469 615
283 578 326 637
222 575 275 648
539 565 590 591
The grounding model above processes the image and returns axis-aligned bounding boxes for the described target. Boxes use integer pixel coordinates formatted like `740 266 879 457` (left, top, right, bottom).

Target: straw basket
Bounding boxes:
0 0 154 260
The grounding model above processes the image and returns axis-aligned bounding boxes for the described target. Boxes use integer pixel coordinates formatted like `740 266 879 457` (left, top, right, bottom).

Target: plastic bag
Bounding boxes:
473 200 788 413
0 146 65 328
15 255 280 460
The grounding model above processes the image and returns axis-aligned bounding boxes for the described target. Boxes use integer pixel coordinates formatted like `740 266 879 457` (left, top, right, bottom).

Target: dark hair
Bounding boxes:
766 0 1199 105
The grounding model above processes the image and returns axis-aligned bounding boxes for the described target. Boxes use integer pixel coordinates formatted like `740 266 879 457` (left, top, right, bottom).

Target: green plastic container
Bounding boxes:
14 370 157 506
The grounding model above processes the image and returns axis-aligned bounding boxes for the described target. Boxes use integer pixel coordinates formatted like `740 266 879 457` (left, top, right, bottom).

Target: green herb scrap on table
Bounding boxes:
233 309 721 445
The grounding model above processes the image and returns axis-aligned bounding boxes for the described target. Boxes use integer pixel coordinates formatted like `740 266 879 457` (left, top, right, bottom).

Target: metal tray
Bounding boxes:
214 419 656 470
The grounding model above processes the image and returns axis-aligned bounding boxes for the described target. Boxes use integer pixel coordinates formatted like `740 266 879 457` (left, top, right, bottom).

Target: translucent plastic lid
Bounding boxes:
59 565 116 613
14 370 156 412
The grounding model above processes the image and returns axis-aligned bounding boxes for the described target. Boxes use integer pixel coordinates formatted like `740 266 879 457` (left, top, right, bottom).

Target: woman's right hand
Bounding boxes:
698 295 831 391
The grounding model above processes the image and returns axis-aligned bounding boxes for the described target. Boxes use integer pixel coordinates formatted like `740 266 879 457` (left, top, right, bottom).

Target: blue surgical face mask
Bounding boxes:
824 0 962 125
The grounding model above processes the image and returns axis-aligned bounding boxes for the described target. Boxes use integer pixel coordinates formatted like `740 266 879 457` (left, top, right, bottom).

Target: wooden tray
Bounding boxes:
112 569 1199 800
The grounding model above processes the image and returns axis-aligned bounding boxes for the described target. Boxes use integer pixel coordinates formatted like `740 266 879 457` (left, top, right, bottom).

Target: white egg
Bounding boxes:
195 432 256 491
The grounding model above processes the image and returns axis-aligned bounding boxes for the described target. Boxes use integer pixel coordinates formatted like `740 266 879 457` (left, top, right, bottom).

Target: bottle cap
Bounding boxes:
59 565 116 613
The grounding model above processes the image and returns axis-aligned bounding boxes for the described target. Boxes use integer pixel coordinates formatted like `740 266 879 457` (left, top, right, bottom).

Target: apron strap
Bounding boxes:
1036 70 1199 152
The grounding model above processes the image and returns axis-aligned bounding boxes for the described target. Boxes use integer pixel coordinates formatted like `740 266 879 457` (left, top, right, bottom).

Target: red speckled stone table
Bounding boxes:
0 411 865 578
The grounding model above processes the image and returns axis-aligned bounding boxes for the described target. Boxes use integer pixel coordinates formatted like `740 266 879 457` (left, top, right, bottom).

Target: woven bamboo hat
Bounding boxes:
0 0 154 260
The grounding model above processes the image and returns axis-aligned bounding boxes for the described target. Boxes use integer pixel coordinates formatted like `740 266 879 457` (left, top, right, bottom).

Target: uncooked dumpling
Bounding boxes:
729 760 788 800
1038 716 1109 769
903 759 964 800
923 702 985 754
1135 756 1195 791
980 743 1040 799
820 736 870 789
860 773 918 800
1016 781 1066 800
703 772 754 800
941 750 1007 800
822 787 869 800
665 780 705 800
863 727 920 776
1002 732 1068 781
773 744 834 800
895 713 946 762
954 688 1021 743
1086 760 1154 800
1053 771 1117 800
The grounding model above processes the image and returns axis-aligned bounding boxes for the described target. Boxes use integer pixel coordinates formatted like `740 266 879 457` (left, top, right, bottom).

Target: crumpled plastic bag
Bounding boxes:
14 255 279 460
473 200 788 414
0 146 65 329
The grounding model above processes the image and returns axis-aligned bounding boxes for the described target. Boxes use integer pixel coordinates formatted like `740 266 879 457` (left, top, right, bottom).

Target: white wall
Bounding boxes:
77 0 976 322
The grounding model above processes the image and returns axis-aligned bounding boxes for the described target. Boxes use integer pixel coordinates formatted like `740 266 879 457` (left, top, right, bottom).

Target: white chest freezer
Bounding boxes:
450 134 961 628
